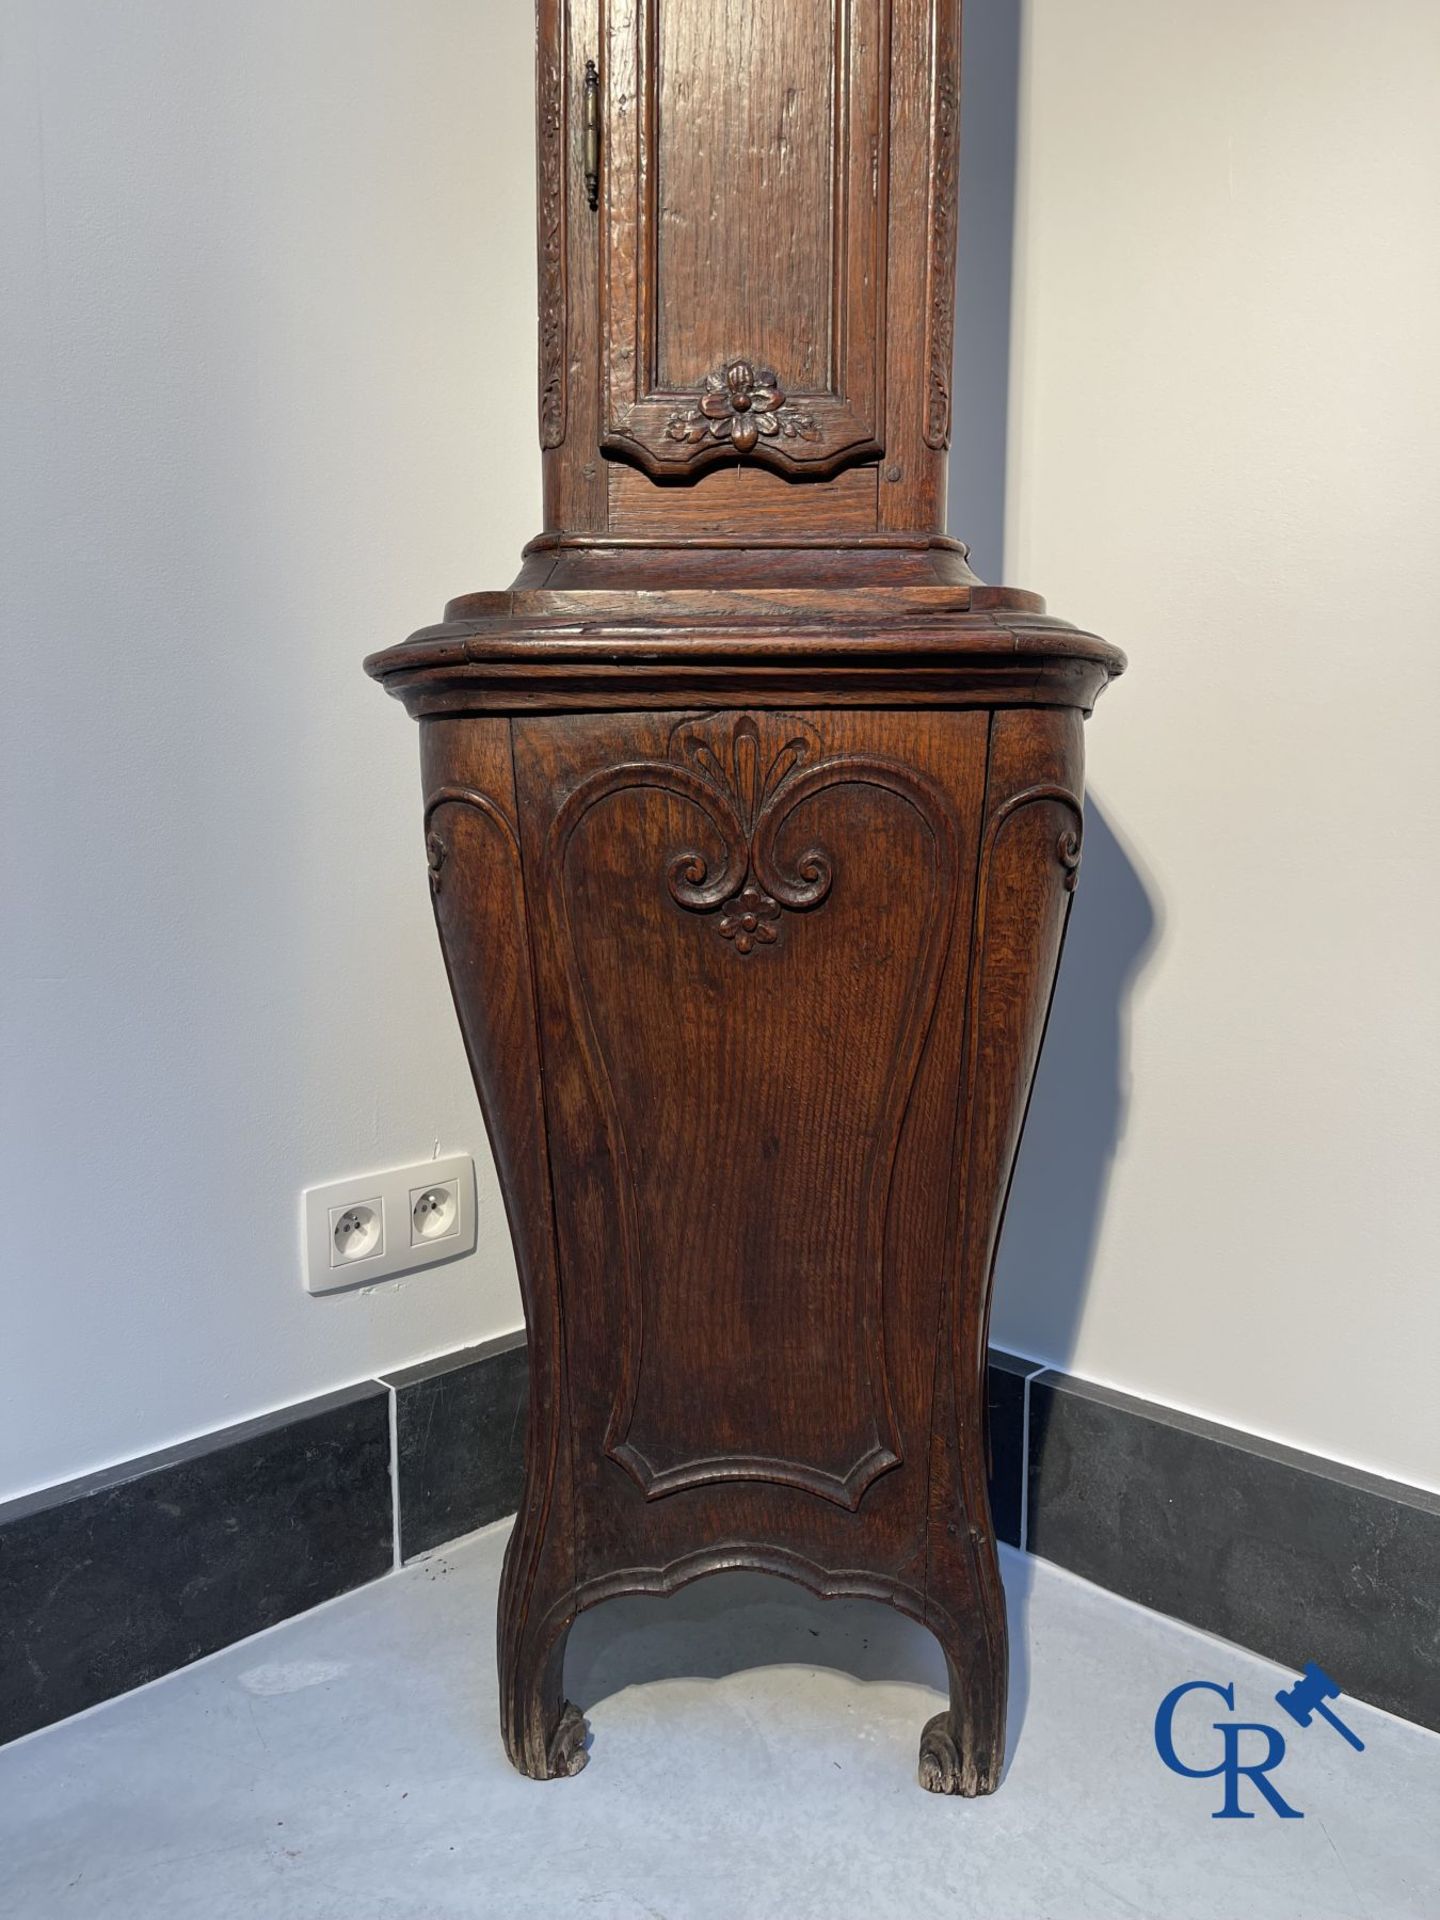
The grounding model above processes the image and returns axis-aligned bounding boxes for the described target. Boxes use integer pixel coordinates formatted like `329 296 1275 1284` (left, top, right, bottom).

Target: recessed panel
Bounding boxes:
602 0 887 476
531 709 974 1504
655 0 836 392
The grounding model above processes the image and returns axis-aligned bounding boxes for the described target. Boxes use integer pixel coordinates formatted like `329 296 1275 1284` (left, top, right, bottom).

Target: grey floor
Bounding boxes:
2 1521 1435 1920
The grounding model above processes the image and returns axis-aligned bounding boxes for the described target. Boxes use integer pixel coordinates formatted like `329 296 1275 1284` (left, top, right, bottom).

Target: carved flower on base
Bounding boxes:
718 882 781 955
666 360 820 454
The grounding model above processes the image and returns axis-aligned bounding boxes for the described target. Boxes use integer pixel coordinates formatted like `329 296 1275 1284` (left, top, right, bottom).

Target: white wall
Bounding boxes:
992 0 1440 1491
0 1 537 1502
4 1 1436 1506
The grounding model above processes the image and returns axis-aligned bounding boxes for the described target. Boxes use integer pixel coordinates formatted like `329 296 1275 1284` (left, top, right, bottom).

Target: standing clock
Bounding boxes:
367 0 1123 1794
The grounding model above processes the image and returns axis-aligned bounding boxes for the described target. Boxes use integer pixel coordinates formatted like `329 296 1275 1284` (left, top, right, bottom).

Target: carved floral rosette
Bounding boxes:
665 361 821 456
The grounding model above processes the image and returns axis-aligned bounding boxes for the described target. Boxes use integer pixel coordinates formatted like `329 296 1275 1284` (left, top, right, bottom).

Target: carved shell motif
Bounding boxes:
666 361 820 454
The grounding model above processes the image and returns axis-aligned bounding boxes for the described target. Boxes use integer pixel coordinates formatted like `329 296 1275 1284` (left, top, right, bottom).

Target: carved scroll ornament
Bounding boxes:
665 714 832 953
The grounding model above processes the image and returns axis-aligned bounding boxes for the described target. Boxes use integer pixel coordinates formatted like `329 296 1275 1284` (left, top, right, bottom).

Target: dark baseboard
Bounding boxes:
1025 1369 1440 1734
0 1335 529 1751
382 1339 528 1561
0 1383 393 1747
2 1339 1434 1747
986 1348 1034 1549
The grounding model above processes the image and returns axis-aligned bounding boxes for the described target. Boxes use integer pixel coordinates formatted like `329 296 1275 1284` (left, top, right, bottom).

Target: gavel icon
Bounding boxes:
1274 1661 1365 1752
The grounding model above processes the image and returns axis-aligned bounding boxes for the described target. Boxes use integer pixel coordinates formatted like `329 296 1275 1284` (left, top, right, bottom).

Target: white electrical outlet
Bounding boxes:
331 1200 383 1268
409 1180 460 1245
302 1155 476 1294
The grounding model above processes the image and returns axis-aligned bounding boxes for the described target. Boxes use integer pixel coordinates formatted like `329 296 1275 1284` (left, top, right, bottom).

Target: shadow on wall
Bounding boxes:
950 0 1158 1372
948 0 1022 586
945 0 1158 1769
995 807 1157 1366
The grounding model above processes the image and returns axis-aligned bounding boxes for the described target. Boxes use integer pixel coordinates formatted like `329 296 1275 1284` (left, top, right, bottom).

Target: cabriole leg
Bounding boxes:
497 1541 586 1780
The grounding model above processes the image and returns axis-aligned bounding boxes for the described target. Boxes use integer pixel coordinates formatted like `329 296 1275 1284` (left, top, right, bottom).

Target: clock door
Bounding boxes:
598 0 889 480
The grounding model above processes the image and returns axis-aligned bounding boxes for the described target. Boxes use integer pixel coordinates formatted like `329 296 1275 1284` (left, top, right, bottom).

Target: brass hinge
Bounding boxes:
583 58 600 212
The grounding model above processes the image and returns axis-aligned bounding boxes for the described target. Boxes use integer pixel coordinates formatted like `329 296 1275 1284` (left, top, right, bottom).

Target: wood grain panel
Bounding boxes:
608 458 877 535
601 0 888 478
542 0 608 532
527 709 968 1507
656 0 835 389
879 0 955 530
418 717 581 1781
918 706 1085 1793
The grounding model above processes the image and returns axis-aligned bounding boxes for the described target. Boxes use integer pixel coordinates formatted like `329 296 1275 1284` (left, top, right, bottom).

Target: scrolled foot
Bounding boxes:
544 1700 589 1779
918 1710 999 1796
